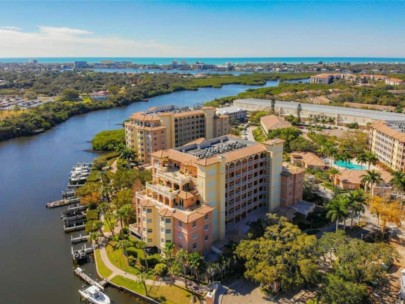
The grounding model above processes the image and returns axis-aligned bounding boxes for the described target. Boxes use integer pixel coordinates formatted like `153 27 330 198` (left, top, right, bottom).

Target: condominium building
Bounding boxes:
125 106 229 164
133 135 284 254
369 120 405 171
216 106 247 123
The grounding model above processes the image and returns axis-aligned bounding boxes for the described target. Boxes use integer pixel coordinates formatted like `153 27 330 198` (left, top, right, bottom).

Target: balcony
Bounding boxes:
146 182 179 200
157 170 192 185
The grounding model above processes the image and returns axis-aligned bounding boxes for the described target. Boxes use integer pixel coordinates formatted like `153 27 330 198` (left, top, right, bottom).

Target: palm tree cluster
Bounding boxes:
326 189 366 232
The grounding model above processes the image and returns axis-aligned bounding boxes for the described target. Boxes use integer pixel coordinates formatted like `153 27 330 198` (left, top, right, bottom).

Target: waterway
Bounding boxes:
0 80 280 304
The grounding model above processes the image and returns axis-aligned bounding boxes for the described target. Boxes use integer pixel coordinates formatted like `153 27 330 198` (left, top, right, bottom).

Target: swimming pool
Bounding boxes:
334 160 365 170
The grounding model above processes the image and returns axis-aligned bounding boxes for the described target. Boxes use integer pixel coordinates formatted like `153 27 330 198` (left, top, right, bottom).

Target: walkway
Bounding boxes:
97 245 187 288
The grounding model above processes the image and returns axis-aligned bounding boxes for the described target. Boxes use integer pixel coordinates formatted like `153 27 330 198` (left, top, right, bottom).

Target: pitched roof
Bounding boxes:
371 120 405 143
172 204 214 223
260 115 292 131
336 169 392 185
291 151 325 167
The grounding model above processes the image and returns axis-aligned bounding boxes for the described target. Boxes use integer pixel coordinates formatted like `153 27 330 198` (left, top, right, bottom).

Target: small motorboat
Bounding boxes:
79 285 110 304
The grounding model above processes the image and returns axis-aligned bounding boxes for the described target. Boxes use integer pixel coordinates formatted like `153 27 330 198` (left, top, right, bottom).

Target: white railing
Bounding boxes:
146 182 179 200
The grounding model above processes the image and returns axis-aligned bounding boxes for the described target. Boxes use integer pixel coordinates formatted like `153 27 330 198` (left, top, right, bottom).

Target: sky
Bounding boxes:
0 0 404 58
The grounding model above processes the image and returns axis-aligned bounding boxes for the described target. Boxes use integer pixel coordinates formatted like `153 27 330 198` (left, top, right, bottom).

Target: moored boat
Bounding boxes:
79 285 110 304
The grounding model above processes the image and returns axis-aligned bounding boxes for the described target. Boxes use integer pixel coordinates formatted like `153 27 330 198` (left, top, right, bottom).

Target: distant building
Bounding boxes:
369 120 405 171
310 73 387 85
385 78 405 86
90 91 109 101
132 136 284 254
310 74 334 84
74 61 88 69
125 106 229 164
233 98 405 127
216 106 247 123
260 115 292 135
280 165 305 207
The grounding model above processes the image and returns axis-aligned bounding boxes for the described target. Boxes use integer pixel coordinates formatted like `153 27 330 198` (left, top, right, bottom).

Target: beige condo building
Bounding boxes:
369 120 405 171
125 106 229 164
132 136 284 255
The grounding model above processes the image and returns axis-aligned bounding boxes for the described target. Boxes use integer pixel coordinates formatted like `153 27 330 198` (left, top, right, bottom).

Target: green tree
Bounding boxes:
322 274 368 304
346 189 366 227
187 251 204 282
236 215 319 293
361 170 383 194
356 153 368 168
365 151 379 170
390 170 405 198
326 194 349 232
60 88 80 101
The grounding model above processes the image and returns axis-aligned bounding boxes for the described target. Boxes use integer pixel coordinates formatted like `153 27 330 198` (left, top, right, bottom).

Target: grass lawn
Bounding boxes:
111 275 197 304
106 244 140 275
94 249 113 278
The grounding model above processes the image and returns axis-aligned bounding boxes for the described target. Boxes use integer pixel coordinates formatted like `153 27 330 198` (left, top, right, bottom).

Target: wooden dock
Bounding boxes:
71 234 89 244
64 222 85 233
46 197 80 209
74 267 107 290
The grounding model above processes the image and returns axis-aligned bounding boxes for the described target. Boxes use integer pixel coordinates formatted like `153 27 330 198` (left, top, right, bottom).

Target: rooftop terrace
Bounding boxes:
175 136 254 159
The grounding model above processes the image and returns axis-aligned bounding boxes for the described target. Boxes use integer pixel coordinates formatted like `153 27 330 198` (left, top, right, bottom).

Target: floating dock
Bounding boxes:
46 197 80 208
74 267 107 290
71 234 89 244
64 222 85 233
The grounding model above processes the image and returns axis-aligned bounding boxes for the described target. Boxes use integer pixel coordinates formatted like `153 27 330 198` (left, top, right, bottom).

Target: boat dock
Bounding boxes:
46 197 80 208
74 267 107 290
71 234 89 244
62 190 76 199
64 222 85 233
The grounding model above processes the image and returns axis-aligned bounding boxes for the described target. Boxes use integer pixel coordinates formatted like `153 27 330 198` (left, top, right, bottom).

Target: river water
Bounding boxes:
0 81 284 304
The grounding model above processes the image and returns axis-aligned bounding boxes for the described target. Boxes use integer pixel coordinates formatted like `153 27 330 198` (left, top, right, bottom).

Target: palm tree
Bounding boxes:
391 170 405 199
347 189 366 227
163 242 175 265
115 239 132 265
104 211 117 238
361 170 383 195
119 204 134 227
356 153 368 169
187 252 204 282
176 249 189 288
297 103 302 122
365 152 378 170
271 99 276 112
89 231 99 246
136 268 149 296
326 194 350 232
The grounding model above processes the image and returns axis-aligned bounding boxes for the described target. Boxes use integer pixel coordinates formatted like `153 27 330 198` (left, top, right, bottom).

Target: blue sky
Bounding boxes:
0 0 404 57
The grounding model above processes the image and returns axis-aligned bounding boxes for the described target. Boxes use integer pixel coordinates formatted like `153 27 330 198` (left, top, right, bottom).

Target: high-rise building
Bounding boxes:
132 136 284 255
369 120 405 171
125 106 229 164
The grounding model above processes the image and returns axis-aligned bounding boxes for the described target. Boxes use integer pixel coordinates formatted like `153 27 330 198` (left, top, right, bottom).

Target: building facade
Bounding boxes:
125 106 229 164
280 165 305 207
133 136 284 254
369 120 405 171
216 106 248 124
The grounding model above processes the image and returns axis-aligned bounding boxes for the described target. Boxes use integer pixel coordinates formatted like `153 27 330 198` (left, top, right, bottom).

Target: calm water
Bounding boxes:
334 160 365 170
2 57 405 64
0 81 278 304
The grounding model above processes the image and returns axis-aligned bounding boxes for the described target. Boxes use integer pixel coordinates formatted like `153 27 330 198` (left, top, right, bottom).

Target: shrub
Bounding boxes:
126 247 139 259
86 209 99 221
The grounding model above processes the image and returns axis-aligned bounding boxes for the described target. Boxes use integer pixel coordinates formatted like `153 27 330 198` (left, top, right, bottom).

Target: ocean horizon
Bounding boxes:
1 57 405 65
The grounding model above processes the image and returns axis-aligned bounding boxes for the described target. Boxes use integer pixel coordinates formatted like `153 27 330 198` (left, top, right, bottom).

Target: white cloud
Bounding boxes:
0 26 184 57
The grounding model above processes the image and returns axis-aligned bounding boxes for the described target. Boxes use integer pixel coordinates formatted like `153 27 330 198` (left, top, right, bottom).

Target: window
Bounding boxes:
205 214 209 220
147 208 152 213
147 238 152 242
204 224 209 231
178 221 183 227
193 232 197 239
147 219 152 223
161 227 164 232
178 232 183 239
165 218 171 223
205 235 209 241
147 229 153 233
192 243 197 249
192 221 197 228
165 229 171 234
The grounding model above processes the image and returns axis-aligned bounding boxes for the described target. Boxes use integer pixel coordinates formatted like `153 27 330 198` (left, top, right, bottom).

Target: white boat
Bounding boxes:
79 285 111 304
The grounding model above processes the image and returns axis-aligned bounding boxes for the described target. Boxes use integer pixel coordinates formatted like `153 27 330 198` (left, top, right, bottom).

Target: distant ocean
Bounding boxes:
1 57 405 65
